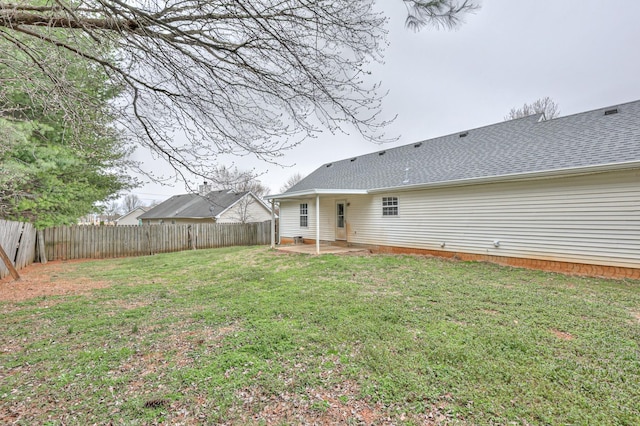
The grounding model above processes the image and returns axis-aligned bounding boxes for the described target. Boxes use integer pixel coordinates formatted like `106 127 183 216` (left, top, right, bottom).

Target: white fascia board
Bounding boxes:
264 188 368 200
368 161 640 193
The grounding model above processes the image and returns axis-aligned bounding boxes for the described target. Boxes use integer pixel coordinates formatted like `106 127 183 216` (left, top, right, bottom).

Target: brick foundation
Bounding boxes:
369 245 640 280
277 238 639 280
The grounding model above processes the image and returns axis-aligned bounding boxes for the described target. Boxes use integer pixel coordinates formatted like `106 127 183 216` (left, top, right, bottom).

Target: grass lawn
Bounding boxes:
1 246 639 425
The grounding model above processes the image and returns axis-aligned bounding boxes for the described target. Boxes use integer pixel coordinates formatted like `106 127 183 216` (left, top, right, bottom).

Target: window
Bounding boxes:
337 203 345 228
382 197 398 216
300 203 308 227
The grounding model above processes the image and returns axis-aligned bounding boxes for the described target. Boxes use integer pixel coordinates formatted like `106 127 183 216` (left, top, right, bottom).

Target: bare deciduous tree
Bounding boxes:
122 194 143 212
199 165 270 223
505 97 561 121
404 0 480 31
228 194 264 224
101 200 121 222
0 1 478 181
279 172 304 193
208 165 270 199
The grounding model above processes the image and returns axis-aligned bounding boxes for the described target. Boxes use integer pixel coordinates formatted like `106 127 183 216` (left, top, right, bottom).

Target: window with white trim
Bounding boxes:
382 196 398 216
300 203 308 227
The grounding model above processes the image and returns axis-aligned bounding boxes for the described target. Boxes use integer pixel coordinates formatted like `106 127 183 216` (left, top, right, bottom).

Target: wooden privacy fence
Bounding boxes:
43 221 272 261
0 220 37 279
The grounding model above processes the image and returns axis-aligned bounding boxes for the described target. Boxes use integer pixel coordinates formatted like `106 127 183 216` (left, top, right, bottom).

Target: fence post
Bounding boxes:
188 225 196 250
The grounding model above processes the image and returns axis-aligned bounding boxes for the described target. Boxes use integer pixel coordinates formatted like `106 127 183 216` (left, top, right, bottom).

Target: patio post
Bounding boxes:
316 194 320 254
270 199 275 249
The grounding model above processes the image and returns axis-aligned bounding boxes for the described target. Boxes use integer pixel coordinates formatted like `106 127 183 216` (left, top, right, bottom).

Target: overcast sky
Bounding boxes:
130 0 640 204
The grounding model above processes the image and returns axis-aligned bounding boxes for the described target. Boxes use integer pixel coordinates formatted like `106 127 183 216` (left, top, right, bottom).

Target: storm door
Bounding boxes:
336 201 346 240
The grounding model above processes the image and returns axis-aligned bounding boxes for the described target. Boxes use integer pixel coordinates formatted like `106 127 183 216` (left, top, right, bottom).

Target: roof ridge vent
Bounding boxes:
414 142 423 148
459 131 469 138
604 107 619 116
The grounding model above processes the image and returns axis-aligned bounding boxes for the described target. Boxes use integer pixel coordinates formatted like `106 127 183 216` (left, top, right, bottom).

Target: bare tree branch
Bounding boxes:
1 0 477 182
505 96 560 121
279 172 304 193
122 194 143 212
403 0 480 31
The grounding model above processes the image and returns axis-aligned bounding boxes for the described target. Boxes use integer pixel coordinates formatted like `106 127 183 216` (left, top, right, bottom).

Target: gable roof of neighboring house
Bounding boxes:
139 190 270 220
116 206 149 222
270 100 640 198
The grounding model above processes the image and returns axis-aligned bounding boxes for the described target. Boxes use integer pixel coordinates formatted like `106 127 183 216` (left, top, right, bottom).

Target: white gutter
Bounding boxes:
264 188 367 200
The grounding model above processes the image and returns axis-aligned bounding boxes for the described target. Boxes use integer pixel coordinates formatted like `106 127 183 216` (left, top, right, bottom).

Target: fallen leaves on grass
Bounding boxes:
143 398 171 409
233 382 457 425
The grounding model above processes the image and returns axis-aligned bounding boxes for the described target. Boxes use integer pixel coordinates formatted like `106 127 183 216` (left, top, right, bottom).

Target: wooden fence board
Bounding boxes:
1 220 272 278
42 221 272 261
0 220 37 279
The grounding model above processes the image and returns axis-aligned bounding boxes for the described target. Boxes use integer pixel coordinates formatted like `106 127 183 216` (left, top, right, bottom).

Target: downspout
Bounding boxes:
316 194 320 255
270 199 275 249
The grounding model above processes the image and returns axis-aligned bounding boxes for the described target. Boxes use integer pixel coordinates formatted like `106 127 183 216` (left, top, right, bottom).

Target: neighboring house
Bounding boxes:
116 206 150 226
78 213 98 225
138 189 273 225
78 213 116 225
266 100 640 279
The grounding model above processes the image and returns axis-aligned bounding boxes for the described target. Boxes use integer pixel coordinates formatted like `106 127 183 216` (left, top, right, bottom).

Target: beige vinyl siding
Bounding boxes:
280 198 337 241
116 207 147 226
117 215 140 226
279 200 317 239
345 169 640 268
217 197 272 223
278 201 301 235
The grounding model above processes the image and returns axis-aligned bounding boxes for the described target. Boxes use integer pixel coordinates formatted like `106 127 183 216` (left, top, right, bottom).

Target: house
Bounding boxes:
116 206 150 226
138 189 273 225
77 213 116 226
266 100 640 279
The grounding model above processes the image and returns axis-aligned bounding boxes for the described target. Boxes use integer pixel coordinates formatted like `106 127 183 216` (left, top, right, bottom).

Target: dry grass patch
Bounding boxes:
0 260 110 303
550 329 574 340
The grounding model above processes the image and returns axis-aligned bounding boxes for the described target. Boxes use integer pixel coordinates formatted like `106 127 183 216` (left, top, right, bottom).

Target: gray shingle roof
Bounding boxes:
138 190 250 219
286 100 640 193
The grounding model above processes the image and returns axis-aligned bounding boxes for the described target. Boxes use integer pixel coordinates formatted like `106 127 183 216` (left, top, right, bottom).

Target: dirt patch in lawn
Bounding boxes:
0 260 109 303
550 328 574 340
